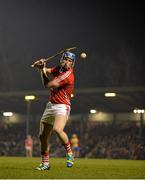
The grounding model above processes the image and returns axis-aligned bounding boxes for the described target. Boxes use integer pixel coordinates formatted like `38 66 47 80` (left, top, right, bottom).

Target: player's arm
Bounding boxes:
33 59 52 75
45 78 61 88
40 66 60 88
39 68 50 87
45 71 70 89
33 59 54 87
40 67 62 88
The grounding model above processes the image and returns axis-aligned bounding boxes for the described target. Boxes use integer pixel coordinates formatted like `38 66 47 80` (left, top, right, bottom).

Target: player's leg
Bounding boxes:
28 149 30 157
74 147 80 158
76 149 79 158
53 115 74 167
29 148 32 157
26 149 28 157
36 122 53 170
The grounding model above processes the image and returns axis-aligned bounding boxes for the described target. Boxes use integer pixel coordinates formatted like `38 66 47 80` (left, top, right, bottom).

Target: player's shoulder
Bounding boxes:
66 69 74 78
51 66 60 74
51 66 60 71
67 68 74 76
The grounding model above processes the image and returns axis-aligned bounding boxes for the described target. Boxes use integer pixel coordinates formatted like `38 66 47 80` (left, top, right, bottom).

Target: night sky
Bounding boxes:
0 0 145 92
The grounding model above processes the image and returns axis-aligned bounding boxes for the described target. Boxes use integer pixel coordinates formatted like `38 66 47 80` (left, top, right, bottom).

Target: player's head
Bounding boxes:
60 51 76 69
27 134 31 138
62 52 76 62
72 134 77 138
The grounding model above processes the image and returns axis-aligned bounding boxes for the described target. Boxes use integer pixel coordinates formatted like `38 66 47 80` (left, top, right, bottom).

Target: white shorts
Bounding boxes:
40 102 71 125
25 146 32 150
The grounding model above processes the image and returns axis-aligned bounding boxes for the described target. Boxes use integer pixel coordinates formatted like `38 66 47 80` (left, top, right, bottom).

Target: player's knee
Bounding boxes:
39 134 43 141
39 133 47 141
53 127 62 134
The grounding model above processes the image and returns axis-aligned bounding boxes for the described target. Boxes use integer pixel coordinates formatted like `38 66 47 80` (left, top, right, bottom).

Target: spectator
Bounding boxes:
25 135 33 157
70 134 80 158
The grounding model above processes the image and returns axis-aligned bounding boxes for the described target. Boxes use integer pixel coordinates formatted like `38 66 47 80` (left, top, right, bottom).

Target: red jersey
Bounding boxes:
25 138 33 148
49 66 74 106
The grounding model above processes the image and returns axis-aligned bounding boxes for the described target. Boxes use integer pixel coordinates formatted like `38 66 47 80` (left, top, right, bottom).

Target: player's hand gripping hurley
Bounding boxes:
31 47 77 68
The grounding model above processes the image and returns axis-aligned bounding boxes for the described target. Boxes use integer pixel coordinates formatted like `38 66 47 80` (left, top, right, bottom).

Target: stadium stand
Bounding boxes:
0 116 145 159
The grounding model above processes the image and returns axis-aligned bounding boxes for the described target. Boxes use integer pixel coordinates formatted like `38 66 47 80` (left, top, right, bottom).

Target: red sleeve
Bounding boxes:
51 67 59 76
57 70 73 86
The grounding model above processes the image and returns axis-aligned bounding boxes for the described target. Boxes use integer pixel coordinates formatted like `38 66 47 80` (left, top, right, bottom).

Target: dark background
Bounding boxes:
0 0 145 113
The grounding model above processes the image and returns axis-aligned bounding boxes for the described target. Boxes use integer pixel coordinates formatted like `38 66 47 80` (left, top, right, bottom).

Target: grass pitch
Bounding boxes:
0 157 145 179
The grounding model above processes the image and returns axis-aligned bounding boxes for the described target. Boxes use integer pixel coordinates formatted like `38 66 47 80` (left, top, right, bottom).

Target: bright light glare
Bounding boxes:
133 109 144 114
133 109 137 113
90 109 96 114
104 93 116 97
25 95 36 101
71 94 74 98
3 112 13 117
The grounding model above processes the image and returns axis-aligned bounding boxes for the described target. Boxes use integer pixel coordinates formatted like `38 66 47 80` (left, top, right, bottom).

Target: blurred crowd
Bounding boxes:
0 118 145 159
79 122 145 159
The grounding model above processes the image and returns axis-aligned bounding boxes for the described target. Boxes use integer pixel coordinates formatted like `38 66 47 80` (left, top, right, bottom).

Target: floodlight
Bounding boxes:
3 112 13 117
104 92 116 97
90 109 96 114
25 95 36 101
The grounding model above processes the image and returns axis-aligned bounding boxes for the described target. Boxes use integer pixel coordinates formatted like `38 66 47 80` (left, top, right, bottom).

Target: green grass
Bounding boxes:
0 157 145 179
